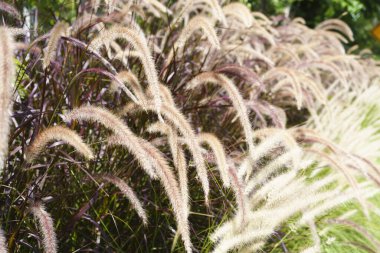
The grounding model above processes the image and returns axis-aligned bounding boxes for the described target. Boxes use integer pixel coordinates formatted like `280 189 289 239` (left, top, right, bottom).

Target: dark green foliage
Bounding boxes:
247 0 380 54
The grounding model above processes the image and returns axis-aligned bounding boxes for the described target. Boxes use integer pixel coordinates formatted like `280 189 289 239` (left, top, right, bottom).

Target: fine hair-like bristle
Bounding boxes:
175 15 220 52
223 3 254 27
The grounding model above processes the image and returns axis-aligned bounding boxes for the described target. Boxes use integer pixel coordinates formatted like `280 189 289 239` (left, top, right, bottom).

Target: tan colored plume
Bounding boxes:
30 203 58 253
64 106 157 178
198 133 230 187
222 3 254 27
42 22 68 69
99 174 148 225
145 0 173 15
89 26 163 120
0 229 7 253
175 15 220 52
111 71 146 102
187 72 255 161
120 102 210 205
316 19 354 42
0 27 15 173
146 83 176 106
147 122 190 217
165 15 220 70
26 125 94 163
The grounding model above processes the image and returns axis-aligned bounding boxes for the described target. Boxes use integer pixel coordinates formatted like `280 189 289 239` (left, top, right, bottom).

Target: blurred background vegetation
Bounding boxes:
4 0 380 54
246 0 380 54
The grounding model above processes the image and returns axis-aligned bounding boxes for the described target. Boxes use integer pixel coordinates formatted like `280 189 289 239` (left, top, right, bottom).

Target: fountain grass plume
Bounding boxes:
222 3 254 27
187 72 255 162
0 27 15 173
164 15 220 73
198 133 230 187
99 174 148 225
111 71 146 102
107 133 193 252
30 203 58 253
0 229 7 253
120 102 210 205
26 125 94 163
64 105 157 178
89 26 163 121
42 22 68 69
147 121 190 217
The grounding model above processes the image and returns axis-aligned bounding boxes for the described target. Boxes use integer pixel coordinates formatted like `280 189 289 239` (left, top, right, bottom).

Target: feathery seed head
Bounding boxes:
30 203 58 253
26 125 94 163
89 26 163 118
65 106 158 179
0 26 15 173
0 229 7 253
198 133 230 187
100 174 148 225
120 102 210 205
42 22 68 69
187 72 255 160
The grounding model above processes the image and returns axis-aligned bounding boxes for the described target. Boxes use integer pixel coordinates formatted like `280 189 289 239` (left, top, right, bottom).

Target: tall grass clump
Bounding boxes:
0 0 379 252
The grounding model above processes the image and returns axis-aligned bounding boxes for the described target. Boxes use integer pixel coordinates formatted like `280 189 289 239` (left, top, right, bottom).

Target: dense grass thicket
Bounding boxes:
0 0 379 252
